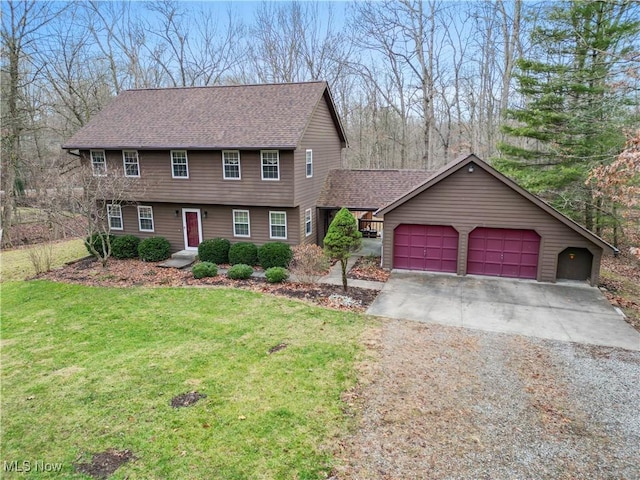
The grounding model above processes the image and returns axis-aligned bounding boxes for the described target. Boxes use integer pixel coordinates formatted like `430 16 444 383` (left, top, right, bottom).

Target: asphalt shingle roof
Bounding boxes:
317 169 434 210
63 81 335 150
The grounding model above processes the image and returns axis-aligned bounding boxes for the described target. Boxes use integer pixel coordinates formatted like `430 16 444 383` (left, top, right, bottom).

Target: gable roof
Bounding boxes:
62 81 347 150
317 169 434 211
376 154 617 254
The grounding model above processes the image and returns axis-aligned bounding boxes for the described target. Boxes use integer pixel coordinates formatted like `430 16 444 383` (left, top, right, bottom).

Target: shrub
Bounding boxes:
324 207 362 291
265 266 289 283
85 233 115 257
138 236 171 262
227 263 253 280
258 242 293 269
192 261 218 279
198 238 230 264
229 242 258 266
290 244 330 284
111 234 140 259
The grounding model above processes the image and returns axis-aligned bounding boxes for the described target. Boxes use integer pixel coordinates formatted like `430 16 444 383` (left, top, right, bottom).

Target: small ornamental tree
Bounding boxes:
323 207 362 291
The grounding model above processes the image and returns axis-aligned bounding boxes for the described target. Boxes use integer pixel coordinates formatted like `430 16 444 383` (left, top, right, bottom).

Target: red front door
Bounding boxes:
393 224 458 272
185 211 200 248
467 228 540 279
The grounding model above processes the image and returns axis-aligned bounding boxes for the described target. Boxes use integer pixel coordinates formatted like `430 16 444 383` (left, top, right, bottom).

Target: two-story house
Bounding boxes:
64 81 614 285
62 82 347 252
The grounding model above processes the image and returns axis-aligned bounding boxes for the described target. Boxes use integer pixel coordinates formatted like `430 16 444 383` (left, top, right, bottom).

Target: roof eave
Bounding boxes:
317 204 379 211
62 144 298 151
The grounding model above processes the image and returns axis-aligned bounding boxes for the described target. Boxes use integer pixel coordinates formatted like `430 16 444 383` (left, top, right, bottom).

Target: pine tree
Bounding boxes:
497 0 639 232
323 208 362 291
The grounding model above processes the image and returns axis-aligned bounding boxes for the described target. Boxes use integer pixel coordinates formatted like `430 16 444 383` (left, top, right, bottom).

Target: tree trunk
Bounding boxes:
584 189 594 231
1 32 21 246
341 258 348 292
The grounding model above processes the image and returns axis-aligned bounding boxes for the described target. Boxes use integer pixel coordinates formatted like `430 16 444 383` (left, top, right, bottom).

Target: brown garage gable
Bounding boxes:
376 154 616 285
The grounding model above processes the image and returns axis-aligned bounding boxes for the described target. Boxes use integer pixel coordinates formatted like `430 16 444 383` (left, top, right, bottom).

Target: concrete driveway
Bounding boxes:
367 271 640 351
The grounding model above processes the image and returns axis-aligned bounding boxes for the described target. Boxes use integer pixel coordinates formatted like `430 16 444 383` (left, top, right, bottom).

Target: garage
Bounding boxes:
467 227 540 279
393 224 458 272
377 154 616 285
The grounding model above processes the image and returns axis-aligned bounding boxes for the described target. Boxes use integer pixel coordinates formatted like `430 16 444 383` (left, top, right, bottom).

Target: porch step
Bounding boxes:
157 250 197 269
157 257 195 269
171 250 198 260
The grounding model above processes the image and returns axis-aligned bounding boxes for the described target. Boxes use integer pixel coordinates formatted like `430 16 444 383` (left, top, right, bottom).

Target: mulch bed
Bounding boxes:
347 256 390 283
39 258 380 312
73 449 135 479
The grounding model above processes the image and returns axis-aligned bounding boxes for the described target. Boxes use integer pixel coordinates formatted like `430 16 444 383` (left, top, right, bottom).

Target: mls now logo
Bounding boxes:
4 460 63 473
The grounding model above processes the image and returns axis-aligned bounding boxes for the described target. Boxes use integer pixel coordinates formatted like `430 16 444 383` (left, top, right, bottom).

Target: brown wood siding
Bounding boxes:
117 203 300 252
82 149 295 206
294 95 344 244
382 167 604 283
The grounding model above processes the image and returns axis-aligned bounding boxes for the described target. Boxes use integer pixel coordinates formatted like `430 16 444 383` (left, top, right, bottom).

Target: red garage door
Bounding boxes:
393 224 458 272
467 228 540 279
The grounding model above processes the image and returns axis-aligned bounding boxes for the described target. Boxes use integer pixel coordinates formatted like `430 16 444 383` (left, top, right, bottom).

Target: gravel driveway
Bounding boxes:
335 319 640 479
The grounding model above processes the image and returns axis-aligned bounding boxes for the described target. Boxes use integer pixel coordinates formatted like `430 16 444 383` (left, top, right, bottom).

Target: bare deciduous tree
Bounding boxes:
143 0 244 87
247 1 352 86
1 0 63 244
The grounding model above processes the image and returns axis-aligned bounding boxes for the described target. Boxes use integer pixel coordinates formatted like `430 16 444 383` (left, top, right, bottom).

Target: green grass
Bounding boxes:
1 239 87 282
1 281 367 479
11 207 49 224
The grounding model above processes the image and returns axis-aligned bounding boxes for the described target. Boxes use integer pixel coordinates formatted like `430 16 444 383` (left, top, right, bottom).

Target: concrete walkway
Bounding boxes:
367 271 640 351
318 256 385 290
318 239 385 290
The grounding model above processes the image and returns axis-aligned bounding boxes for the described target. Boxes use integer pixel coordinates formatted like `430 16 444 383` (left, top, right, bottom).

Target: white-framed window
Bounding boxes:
223 151 241 179
261 150 280 180
305 208 312 236
171 150 189 178
107 204 123 231
123 150 140 177
91 150 106 176
137 205 154 232
233 209 250 237
306 149 313 178
269 211 287 239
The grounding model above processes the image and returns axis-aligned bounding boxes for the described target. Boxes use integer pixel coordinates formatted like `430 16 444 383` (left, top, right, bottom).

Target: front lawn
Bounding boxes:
1 281 367 479
1 238 87 282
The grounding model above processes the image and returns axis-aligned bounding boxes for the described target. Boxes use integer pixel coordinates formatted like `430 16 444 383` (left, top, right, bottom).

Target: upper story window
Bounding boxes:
261 150 279 181
107 204 123 231
171 150 189 178
306 149 313 178
223 151 241 179
233 209 250 237
305 208 312 236
137 205 154 232
269 211 287 239
91 150 106 176
123 150 140 177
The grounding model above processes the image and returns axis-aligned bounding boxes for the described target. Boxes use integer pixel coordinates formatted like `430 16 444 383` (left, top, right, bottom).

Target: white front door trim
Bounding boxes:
182 208 203 250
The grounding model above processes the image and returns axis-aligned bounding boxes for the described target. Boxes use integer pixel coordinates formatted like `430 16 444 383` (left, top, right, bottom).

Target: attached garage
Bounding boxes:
377 154 616 286
467 228 540 279
393 224 458 272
